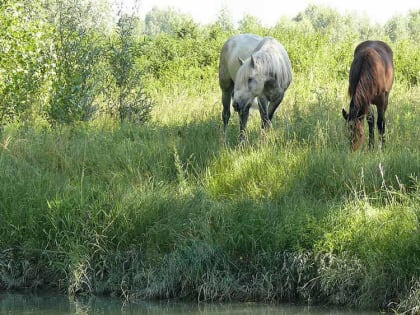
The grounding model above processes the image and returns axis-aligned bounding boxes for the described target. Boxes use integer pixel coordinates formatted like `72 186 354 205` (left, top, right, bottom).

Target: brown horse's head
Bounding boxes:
342 108 365 151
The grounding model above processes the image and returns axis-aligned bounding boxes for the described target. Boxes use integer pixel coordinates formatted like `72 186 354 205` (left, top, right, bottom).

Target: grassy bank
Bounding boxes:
1 76 419 312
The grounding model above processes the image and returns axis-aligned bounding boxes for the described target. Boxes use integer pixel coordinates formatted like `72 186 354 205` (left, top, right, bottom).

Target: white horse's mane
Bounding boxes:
236 38 292 90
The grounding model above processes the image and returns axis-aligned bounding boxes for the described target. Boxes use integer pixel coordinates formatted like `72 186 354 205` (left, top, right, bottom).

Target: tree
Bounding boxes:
385 15 409 42
0 0 53 126
105 14 152 123
144 7 195 37
296 4 340 32
48 0 104 124
238 14 263 34
407 10 420 42
215 5 234 32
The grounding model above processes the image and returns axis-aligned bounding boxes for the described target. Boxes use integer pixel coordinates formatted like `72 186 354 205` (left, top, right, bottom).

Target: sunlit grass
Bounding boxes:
0 66 419 312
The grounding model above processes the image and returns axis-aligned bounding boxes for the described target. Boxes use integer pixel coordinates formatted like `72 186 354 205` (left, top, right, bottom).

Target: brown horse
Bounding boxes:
342 40 394 151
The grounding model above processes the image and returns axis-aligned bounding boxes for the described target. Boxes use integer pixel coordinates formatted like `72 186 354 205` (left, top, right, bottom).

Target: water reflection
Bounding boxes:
0 292 380 315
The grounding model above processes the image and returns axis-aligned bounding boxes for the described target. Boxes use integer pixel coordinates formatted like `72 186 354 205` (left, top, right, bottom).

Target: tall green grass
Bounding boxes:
1 84 418 310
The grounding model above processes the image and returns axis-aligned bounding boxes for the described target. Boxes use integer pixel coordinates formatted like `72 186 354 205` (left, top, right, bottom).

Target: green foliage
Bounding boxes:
385 15 410 42
144 6 197 37
47 0 104 124
0 0 53 126
214 6 234 33
407 10 420 42
238 14 264 34
393 40 420 86
138 30 224 93
295 4 341 31
105 14 152 123
385 10 420 42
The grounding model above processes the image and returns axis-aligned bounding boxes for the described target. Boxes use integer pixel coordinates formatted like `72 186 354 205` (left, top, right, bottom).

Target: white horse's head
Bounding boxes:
232 55 265 112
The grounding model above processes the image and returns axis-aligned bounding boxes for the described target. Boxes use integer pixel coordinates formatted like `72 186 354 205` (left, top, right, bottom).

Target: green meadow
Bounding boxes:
0 2 419 313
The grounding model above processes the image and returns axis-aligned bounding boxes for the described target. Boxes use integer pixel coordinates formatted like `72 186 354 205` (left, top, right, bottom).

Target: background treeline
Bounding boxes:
1 0 420 128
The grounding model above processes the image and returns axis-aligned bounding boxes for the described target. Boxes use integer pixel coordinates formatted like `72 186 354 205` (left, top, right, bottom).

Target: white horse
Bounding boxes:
219 34 292 143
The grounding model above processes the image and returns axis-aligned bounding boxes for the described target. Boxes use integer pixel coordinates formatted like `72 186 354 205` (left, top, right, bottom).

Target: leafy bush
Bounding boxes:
105 15 153 123
0 0 53 126
47 0 104 124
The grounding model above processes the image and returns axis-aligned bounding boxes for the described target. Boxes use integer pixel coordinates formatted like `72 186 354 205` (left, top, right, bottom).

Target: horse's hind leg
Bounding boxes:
367 106 375 149
221 89 232 144
377 111 386 150
377 110 386 150
377 93 389 150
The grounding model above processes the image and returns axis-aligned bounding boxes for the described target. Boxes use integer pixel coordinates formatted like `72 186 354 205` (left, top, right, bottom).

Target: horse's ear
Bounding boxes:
238 57 245 66
250 55 255 68
342 108 349 120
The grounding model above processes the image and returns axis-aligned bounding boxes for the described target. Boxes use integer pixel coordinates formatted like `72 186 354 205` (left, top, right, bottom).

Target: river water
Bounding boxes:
0 292 382 315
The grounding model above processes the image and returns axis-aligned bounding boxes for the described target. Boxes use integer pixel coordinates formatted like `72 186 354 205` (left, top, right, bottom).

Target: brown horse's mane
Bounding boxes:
348 47 383 114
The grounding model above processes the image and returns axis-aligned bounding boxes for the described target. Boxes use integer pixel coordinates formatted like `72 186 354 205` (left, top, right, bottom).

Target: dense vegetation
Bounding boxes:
1 1 419 313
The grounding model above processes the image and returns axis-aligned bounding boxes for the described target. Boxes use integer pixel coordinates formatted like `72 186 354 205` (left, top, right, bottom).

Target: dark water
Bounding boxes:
0 292 381 315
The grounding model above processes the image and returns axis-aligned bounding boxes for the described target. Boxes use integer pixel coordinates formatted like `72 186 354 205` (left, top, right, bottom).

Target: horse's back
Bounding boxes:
356 41 394 87
219 34 262 89
351 40 394 95
354 40 393 60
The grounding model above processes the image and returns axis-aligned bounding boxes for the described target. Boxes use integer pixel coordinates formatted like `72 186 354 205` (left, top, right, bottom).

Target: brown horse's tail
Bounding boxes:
348 48 382 112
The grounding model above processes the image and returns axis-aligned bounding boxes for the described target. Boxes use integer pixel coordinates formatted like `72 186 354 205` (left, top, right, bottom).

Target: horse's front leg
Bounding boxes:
238 105 250 143
258 97 270 130
267 91 284 121
367 106 375 149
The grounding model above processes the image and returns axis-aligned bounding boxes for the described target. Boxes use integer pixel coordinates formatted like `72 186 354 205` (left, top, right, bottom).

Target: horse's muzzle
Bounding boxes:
233 102 240 112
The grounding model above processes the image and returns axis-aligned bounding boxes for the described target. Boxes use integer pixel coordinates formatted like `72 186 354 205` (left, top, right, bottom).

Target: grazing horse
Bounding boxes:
219 34 292 143
342 40 394 151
